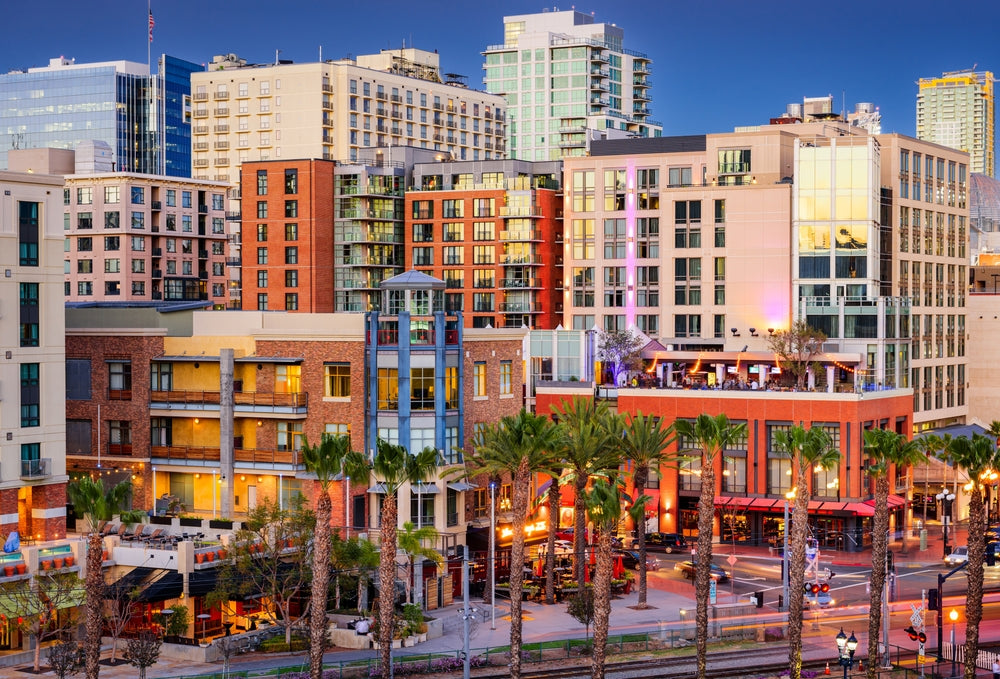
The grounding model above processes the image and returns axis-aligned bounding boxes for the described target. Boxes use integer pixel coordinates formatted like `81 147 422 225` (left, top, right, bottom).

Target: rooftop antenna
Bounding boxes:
275 49 281 65
319 45 322 62
842 89 846 120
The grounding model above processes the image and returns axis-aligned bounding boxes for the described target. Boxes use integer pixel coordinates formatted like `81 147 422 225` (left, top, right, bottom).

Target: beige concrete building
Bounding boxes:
0 170 70 541
190 48 507 183
561 121 968 429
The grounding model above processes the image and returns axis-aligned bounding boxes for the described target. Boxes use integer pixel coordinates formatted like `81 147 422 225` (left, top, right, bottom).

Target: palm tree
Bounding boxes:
67 475 141 679
772 426 839 679
543 471 561 605
583 477 627 679
945 434 999 679
862 428 923 679
551 397 621 588
397 522 443 604
915 434 946 528
672 414 746 679
300 433 356 679
619 411 675 608
464 410 560 679
352 439 438 679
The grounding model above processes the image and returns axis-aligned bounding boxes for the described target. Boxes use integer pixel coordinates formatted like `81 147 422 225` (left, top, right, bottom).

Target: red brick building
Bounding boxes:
406 159 564 329
535 383 914 551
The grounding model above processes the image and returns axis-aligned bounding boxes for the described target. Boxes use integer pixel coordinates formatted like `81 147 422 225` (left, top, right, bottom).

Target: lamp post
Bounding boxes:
835 628 858 679
782 488 795 610
936 490 956 558
949 609 958 678
159 608 174 639
489 480 497 631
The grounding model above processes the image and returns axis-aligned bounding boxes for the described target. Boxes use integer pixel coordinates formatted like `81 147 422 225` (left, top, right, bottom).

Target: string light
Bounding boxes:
689 354 703 375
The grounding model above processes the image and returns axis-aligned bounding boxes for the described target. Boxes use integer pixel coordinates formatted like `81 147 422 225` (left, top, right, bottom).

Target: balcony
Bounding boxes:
150 445 305 469
499 228 541 240
214 108 229 116
214 141 230 150
376 91 388 101
323 84 334 94
501 255 540 265
499 302 539 313
193 159 209 168
152 248 162 257
193 126 209 135
194 109 208 118
20 458 50 480
214 124 229 134
499 206 542 218
368 322 459 347
500 277 540 288
214 158 230 167
226 211 242 221
214 91 230 100
199 205 209 214
149 389 309 414
151 201 162 210
151 291 162 300
193 92 209 101
194 142 209 151
152 269 163 278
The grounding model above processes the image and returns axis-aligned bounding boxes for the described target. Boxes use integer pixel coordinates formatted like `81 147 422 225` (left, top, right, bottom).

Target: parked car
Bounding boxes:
675 560 729 583
804 589 834 608
944 546 968 565
556 527 589 543
634 532 688 553
614 549 659 571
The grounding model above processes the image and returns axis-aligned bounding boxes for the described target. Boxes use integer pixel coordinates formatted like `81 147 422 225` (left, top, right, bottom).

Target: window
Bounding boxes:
212 193 224 210
277 422 303 452
500 361 512 395
284 200 298 218
285 246 298 264
19 282 39 347
257 224 267 241
442 199 464 218
19 201 39 266
104 236 120 251
413 247 433 266
182 192 192 208
324 363 351 398
257 170 268 195
20 363 39 428
77 260 93 273
132 281 145 295
78 237 93 252
105 186 120 204
104 258 120 273
411 367 435 410
443 222 464 242
377 367 399 409
473 198 495 217
77 212 93 229
284 169 297 194
473 221 495 240
166 190 176 206
285 293 298 310
285 223 298 241
257 293 268 310
412 201 433 219
668 167 692 187
443 246 463 265
767 424 792 494
66 359 92 400
108 420 131 454
412 223 434 242
131 212 144 230
257 247 268 264
285 270 298 288
474 361 487 396
257 201 268 219
105 211 120 229
150 363 172 391
77 281 93 296
257 271 268 287
130 186 145 204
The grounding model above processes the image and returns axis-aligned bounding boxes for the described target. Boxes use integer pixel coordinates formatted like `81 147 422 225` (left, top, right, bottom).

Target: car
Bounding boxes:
635 532 688 553
556 527 589 543
675 560 729 583
944 546 968 565
804 589 833 608
614 549 659 571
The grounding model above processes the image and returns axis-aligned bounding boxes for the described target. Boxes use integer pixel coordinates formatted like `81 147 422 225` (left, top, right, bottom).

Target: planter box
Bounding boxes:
180 518 203 528
208 520 233 529
150 516 172 526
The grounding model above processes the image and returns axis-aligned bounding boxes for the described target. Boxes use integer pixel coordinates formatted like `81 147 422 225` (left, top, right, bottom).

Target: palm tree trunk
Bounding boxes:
964 489 987 679
483 482 495 607
591 528 613 679
574 475 587 588
867 476 889 679
694 464 715 679
634 466 649 608
787 472 810 679
309 490 332 679
378 494 399 678
85 530 104 679
545 479 559 604
508 462 531 679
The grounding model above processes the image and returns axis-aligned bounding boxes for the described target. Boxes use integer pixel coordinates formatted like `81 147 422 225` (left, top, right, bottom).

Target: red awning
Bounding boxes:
713 496 754 508
863 494 906 510
844 502 875 517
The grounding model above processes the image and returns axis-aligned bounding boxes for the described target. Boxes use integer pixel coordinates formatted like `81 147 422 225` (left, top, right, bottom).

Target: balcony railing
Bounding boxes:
151 445 303 467
150 390 309 409
21 458 50 480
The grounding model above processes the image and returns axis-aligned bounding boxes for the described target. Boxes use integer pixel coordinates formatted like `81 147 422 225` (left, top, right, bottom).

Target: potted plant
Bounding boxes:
2 565 13 577
179 514 202 528
14 563 26 575
64 555 75 567
40 559 52 570
196 553 205 564
150 515 172 526
53 557 65 569
208 517 233 529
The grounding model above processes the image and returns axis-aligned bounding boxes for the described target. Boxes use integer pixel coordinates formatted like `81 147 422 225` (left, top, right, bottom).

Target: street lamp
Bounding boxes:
936 490 956 558
782 488 796 611
949 609 959 678
835 628 858 679
489 479 497 631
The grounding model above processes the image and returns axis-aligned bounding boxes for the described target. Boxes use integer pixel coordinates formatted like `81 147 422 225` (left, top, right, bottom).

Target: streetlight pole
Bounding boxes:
836 628 858 679
949 609 958 678
489 480 497 631
936 490 955 558
782 499 789 610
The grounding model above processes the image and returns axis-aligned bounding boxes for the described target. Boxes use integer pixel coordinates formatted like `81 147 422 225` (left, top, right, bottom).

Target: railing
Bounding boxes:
20 458 50 480
150 390 309 408
151 446 302 466
499 206 542 218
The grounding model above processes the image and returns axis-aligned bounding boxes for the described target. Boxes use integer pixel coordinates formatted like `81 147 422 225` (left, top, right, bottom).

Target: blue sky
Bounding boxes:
3 0 999 138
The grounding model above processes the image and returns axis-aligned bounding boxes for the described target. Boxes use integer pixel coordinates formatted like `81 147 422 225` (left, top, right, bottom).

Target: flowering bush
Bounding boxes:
367 654 489 677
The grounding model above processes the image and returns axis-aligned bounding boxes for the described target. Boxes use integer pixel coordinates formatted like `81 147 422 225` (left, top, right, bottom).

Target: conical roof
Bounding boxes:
380 269 446 290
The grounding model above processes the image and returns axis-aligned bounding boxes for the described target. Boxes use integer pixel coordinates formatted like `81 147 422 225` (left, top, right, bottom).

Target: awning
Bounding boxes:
447 482 478 492
844 503 875 517
141 570 183 602
187 569 219 597
714 496 755 508
0 585 43 618
412 482 440 494
367 483 388 494
863 494 905 509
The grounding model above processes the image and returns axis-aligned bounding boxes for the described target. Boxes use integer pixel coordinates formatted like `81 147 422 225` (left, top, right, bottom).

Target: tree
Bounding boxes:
619 411 675 608
862 428 923 679
597 329 644 386
673 414 747 679
301 432 356 679
350 440 438 679
208 497 314 645
945 434 998 679
47 639 84 679
766 319 826 389
565 590 594 644
67 475 142 679
4 571 84 672
551 397 620 589
397 522 443 605
125 631 162 679
773 426 839 679
543 472 561 605
463 411 560 679
103 578 140 664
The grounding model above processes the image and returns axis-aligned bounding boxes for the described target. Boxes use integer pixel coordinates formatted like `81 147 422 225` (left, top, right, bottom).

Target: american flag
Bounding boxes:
148 11 155 43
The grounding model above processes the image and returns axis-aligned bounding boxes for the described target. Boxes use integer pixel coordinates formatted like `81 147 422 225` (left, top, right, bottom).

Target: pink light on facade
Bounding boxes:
625 159 637 327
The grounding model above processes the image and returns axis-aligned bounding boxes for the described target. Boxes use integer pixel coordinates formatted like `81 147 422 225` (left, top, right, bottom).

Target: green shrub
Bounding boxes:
260 635 308 653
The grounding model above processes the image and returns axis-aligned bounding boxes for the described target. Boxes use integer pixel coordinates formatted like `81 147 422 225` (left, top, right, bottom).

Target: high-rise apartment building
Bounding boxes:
916 69 995 177
483 10 660 161
561 120 968 429
0 55 200 177
406 159 563 329
1 169 70 541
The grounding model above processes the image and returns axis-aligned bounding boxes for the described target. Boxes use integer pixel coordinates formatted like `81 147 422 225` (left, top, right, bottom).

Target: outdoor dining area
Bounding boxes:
495 551 633 602
97 521 209 550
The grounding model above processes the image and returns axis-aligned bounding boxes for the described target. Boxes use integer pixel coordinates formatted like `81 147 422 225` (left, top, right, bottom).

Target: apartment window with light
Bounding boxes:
284 169 298 194
285 293 298 310
277 422 303 452
257 224 267 241
499 361 512 396
377 367 399 409
284 200 297 218
442 199 464 218
105 186 120 203
767 424 793 494
285 223 297 241
473 361 487 397
108 361 132 399
443 222 464 242
324 363 351 398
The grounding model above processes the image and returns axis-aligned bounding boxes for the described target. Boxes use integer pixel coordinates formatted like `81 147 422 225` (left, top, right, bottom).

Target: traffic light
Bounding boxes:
755 591 764 608
805 582 820 594
928 588 939 611
918 631 927 644
904 626 918 641
820 582 830 593
989 546 997 567
886 550 895 573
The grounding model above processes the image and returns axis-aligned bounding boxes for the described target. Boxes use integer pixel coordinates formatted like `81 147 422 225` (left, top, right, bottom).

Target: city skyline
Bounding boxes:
1 0 998 145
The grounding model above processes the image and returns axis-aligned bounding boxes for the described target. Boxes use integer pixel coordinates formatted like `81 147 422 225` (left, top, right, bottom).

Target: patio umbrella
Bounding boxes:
536 557 544 578
613 553 624 580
